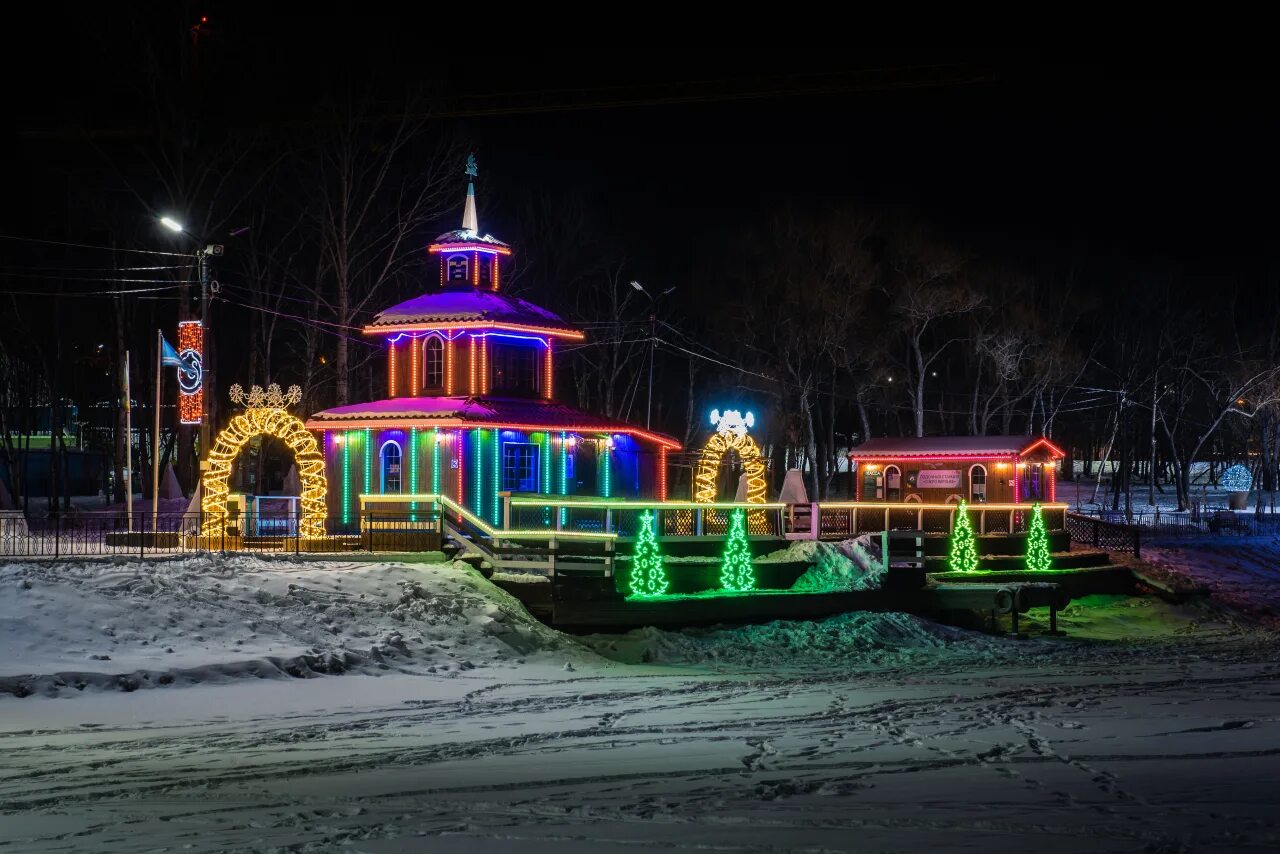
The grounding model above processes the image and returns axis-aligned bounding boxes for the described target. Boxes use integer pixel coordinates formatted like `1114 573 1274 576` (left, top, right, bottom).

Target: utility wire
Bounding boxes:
0 234 195 258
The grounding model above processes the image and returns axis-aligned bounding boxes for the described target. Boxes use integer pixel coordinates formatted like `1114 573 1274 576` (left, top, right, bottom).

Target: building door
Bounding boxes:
1022 463 1046 501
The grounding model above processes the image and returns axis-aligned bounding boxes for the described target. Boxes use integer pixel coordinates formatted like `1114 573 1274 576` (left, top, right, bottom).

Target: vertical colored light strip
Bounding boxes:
363 428 371 501
469 335 477 394
1013 456 1021 503
409 427 418 521
409 336 420 394
601 440 611 498
342 430 351 525
544 344 553 399
491 256 499 291
472 250 480 285
559 431 568 527
658 446 668 501
492 428 501 524
473 429 483 517
388 340 398 397
455 429 464 520
432 429 441 495
445 333 454 394
540 432 552 526
480 336 489 395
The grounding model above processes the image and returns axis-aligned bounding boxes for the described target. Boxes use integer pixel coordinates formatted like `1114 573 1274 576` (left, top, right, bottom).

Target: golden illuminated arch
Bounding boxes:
694 430 767 505
200 385 327 539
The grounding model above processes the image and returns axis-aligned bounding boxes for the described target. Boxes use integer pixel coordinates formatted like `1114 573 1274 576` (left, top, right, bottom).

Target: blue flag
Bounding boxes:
160 335 183 368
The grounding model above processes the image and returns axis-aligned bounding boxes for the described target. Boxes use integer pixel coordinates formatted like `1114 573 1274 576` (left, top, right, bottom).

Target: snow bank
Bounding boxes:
586 611 1001 668
0 555 595 697
785 536 885 592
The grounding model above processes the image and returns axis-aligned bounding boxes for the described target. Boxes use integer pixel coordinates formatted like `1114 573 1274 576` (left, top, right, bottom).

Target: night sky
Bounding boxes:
7 9 1280 413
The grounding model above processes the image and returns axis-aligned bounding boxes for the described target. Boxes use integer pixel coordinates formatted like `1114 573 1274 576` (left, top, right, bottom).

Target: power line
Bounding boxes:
0 234 194 258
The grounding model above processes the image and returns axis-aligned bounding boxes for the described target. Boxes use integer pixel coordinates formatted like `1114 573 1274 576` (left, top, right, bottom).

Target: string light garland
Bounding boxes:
695 409 766 505
628 510 669 598
719 508 755 591
409 427 419 521
388 340 398 397
200 384 326 539
1026 501 1052 572
949 499 979 574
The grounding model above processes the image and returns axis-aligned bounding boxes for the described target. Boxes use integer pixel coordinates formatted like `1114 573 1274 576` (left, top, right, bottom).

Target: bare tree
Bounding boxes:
305 93 458 406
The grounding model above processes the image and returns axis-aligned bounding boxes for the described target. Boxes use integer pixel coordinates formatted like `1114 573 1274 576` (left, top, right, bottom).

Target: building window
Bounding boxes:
862 466 883 500
380 440 402 494
884 465 902 501
969 464 987 503
490 342 541 396
424 336 444 390
447 255 468 283
502 442 539 493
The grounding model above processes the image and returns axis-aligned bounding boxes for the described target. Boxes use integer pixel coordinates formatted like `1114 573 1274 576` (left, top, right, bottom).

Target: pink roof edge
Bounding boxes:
304 396 681 448
846 435 1065 458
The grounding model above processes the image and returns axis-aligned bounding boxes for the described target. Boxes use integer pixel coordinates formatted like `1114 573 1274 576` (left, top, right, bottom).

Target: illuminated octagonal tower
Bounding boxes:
306 159 679 529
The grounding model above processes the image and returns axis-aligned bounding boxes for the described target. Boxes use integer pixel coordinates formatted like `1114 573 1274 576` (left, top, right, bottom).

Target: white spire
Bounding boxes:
462 152 479 233
462 180 478 233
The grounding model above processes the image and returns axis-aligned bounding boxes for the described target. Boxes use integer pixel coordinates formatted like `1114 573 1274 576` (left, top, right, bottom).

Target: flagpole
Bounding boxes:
123 350 132 527
153 329 162 535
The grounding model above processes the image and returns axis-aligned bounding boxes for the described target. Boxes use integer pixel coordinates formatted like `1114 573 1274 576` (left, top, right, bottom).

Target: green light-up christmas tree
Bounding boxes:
949 499 979 573
628 510 669 597
719 508 756 592
1026 501 1052 572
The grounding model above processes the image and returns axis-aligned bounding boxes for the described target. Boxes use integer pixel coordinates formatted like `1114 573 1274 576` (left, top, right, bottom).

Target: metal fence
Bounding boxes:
1068 508 1280 539
1066 513 1142 556
0 512 446 558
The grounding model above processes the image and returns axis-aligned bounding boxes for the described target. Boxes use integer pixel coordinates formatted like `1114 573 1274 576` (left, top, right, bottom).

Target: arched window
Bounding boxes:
380 440 402 494
969 464 987 503
447 254 469 283
884 465 902 502
424 336 444 390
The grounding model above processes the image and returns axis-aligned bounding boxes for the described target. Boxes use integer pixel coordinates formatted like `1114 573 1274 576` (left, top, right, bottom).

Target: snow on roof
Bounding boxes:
305 396 681 448
431 228 510 248
368 288 572 331
846 435 1064 459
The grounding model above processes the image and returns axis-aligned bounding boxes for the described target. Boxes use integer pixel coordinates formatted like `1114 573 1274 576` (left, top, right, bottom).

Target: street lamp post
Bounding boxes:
630 281 675 430
160 216 222 465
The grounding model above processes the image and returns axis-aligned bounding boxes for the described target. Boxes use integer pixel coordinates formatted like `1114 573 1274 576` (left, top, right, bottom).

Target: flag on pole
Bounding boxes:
160 335 183 368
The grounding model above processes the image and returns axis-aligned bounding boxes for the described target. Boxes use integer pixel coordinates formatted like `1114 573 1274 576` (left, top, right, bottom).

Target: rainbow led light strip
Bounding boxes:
491 428 500 523
388 341 398 397
431 428 441 495
510 497 788 510
360 493 616 541
306 418 681 450
368 321 584 340
409 427 419 520
601 442 611 498
472 428 483 517
544 345 554 398
658 447 668 501
427 242 512 256
363 428 371 499
342 429 352 524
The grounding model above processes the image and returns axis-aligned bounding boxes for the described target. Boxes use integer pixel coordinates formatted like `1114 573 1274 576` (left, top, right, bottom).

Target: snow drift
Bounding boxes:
0 555 594 697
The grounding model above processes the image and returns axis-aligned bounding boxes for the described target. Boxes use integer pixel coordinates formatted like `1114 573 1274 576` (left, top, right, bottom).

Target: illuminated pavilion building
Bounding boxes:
306 161 679 528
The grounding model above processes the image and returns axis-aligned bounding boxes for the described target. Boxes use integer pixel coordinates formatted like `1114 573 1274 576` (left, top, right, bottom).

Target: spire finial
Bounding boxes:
462 152 479 232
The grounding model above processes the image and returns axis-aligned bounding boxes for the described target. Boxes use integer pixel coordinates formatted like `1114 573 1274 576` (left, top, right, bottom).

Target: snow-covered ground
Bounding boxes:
2 552 1280 851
